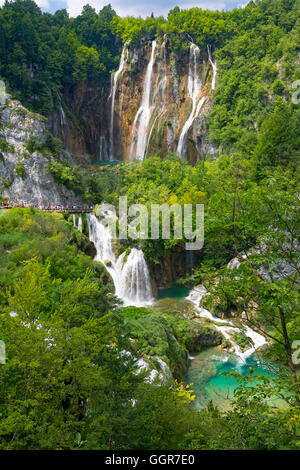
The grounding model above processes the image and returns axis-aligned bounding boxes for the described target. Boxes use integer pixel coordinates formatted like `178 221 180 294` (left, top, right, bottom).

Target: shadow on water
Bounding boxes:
157 284 190 300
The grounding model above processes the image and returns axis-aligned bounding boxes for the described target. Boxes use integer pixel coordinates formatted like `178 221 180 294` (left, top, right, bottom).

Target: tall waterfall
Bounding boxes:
87 214 153 307
207 45 217 90
57 93 68 144
129 40 157 160
177 44 205 157
109 41 129 160
145 36 167 155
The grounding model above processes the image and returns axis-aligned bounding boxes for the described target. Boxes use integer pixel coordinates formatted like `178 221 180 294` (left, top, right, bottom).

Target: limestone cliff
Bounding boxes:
52 39 218 164
112 39 217 164
0 95 82 206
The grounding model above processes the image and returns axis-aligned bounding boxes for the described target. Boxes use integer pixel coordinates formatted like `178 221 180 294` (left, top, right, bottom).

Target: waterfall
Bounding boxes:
144 36 167 155
129 40 157 160
187 286 267 363
99 135 109 161
73 214 82 232
77 215 82 233
57 93 68 143
109 41 129 160
116 248 153 306
207 45 217 90
87 214 153 307
177 44 205 157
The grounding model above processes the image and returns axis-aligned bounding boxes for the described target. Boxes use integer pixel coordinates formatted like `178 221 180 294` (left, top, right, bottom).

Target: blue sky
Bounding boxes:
3 1 249 18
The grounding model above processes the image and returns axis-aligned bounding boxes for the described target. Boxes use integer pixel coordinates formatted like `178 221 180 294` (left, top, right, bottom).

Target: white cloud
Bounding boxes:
0 0 240 18
66 0 228 18
36 0 50 8
0 0 50 7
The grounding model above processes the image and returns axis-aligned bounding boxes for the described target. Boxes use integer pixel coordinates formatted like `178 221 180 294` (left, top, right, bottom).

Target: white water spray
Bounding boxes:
87 214 153 307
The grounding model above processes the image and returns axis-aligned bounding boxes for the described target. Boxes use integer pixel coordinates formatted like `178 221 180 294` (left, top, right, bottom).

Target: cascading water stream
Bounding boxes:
109 41 129 160
77 215 82 233
57 93 68 145
87 214 153 307
177 44 205 157
72 214 82 232
207 45 217 90
99 135 109 161
187 286 266 363
145 36 167 155
116 249 153 306
129 40 157 160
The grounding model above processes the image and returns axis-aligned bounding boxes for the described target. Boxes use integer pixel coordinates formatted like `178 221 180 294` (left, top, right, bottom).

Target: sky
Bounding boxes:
0 0 250 18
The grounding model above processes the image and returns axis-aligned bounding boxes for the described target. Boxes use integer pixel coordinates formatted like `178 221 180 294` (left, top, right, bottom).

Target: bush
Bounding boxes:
25 137 43 154
0 139 14 153
14 163 26 179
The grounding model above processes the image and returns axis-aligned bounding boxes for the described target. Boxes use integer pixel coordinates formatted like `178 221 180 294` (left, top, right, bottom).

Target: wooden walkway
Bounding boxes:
0 203 93 213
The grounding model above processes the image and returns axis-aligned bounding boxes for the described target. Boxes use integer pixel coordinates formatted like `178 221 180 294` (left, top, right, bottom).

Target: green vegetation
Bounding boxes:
14 162 26 178
25 134 63 156
0 139 14 153
0 1 120 115
121 305 222 378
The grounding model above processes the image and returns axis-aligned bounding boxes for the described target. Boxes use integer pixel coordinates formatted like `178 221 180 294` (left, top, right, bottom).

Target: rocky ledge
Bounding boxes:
0 94 82 206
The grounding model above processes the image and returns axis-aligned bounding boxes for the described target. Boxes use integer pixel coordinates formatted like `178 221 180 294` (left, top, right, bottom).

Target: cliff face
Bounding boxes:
113 40 217 164
0 95 82 206
53 39 218 164
48 81 109 165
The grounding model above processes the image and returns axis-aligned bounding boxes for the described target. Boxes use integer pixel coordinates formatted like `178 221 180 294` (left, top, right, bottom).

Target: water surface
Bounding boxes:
184 348 287 411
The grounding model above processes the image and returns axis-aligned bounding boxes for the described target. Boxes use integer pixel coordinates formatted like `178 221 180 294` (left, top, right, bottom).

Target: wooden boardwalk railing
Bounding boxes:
0 202 94 213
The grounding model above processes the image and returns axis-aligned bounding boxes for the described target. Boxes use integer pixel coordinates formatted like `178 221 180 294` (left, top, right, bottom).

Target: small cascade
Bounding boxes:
177 44 206 157
129 40 157 160
186 250 194 276
187 287 267 363
207 45 217 90
73 214 82 232
109 41 129 160
99 135 109 161
87 214 153 307
77 215 82 233
57 94 68 143
116 248 153 306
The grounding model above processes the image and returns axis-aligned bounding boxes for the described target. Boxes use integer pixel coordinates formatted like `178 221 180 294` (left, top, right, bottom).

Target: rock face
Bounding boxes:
0 95 82 206
48 82 109 165
109 39 217 163
52 39 218 164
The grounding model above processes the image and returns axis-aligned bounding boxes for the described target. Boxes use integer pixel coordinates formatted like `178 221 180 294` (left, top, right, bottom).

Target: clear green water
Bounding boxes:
154 287 287 411
157 285 190 299
184 348 286 411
